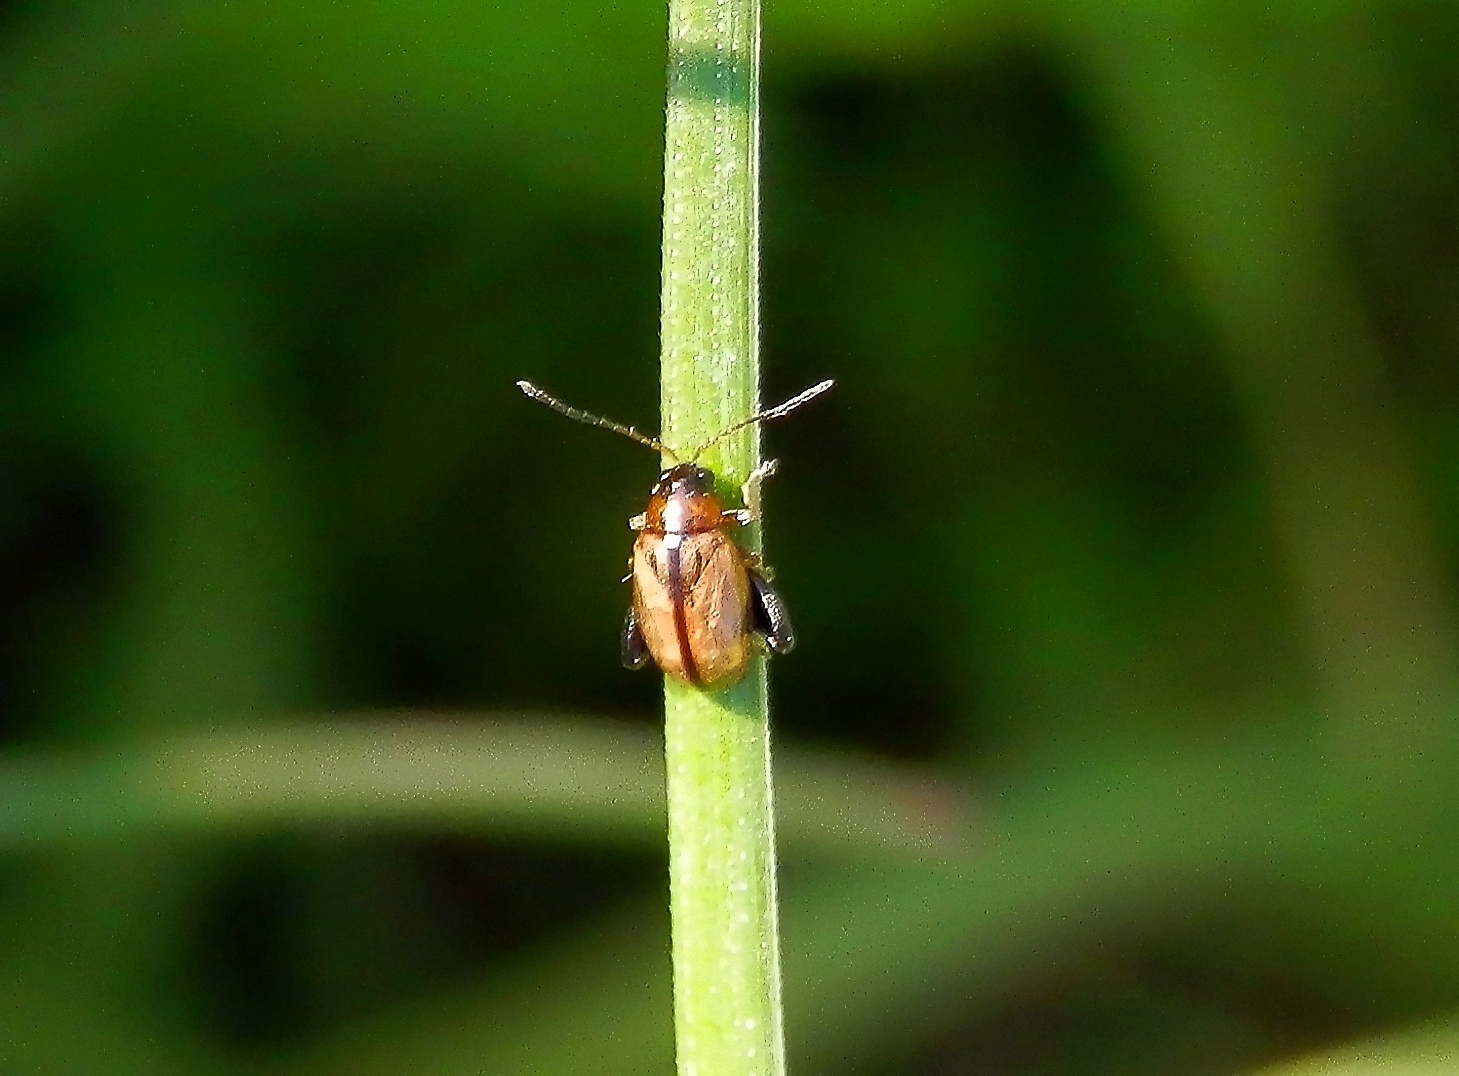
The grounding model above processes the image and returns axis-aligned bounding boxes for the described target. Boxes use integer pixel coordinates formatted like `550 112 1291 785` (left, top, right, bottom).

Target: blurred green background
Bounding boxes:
3 1 1459 1073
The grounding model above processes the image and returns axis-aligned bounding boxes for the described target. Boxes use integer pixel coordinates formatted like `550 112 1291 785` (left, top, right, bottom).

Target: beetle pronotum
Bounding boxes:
517 378 834 688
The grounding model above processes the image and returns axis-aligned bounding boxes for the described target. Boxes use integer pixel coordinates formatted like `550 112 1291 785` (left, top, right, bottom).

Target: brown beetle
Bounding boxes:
516 378 833 688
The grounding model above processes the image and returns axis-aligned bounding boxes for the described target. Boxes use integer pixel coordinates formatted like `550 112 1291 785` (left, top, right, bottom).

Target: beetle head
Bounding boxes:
654 462 716 498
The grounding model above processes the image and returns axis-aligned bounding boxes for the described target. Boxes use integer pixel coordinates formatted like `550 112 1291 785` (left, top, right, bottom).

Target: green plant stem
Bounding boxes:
659 0 784 1071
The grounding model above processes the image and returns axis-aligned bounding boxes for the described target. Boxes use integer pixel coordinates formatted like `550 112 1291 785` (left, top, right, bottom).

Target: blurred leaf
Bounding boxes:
1255 1019 1459 1075
0 713 972 859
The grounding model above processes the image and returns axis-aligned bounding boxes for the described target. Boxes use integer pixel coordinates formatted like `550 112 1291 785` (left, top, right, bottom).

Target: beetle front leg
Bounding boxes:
724 458 779 527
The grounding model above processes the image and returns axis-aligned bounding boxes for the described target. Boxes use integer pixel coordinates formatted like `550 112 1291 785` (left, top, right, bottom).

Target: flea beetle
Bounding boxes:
516 378 833 688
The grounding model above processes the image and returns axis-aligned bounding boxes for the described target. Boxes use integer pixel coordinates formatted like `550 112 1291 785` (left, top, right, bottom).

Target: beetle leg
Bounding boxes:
628 511 647 531
725 458 779 527
621 606 651 669
748 569 795 655
740 550 774 581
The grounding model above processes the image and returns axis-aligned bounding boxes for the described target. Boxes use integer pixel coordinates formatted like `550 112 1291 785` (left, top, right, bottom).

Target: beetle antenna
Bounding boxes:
517 381 678 461
689 378 835 459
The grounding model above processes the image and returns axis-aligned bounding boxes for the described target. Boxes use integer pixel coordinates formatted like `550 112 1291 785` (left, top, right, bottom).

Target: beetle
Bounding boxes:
516 378 834 688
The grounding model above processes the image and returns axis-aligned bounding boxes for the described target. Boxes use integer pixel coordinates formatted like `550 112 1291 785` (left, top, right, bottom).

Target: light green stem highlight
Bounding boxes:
659 0 785 1072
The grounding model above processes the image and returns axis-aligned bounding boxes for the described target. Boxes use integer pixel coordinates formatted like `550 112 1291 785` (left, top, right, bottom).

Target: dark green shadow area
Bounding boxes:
667 43 751 109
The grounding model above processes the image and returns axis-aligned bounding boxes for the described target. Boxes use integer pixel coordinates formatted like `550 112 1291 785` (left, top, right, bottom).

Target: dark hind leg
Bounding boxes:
621 606 651 669
748 570 795 655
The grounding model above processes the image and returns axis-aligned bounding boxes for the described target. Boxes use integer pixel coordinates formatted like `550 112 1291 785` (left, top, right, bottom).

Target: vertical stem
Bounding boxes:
660 0 785 1073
